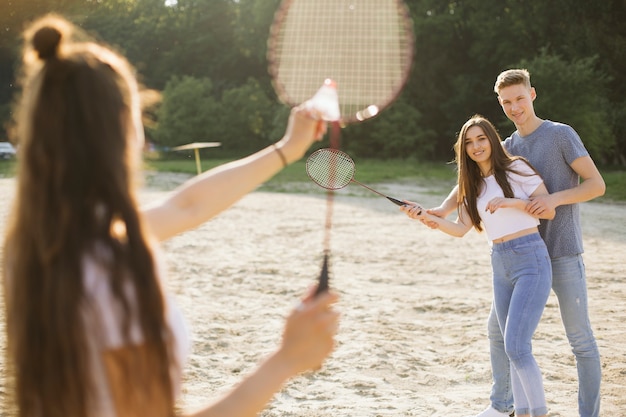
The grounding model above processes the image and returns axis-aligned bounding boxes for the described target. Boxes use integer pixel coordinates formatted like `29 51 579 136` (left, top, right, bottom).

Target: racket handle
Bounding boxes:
314 253 330 296
387 196 406 206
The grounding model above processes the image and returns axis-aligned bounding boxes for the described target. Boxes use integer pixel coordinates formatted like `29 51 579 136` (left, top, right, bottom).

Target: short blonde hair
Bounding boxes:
494 69 531 94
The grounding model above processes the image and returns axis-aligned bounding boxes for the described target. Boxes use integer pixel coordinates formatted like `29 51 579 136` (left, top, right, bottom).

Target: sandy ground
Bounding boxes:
0 173 624 416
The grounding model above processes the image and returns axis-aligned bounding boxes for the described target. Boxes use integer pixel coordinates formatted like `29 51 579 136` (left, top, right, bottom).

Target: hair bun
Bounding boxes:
32 26 62 60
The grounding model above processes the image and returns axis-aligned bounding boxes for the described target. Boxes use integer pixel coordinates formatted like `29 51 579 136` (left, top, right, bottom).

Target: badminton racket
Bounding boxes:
267 0 414 295
307 148 406 206
268 0 414 125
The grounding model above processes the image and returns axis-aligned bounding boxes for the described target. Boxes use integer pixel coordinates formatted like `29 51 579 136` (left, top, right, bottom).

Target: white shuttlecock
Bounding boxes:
306 79 341 122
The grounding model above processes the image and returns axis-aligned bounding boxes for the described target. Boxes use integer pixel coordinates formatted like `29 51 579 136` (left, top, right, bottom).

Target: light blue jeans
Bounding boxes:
487 254 601 417
491 233 552 417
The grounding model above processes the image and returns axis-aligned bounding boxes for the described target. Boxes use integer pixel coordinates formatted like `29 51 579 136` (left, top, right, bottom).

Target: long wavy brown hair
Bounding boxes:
454 115 539 232
3 14 174 417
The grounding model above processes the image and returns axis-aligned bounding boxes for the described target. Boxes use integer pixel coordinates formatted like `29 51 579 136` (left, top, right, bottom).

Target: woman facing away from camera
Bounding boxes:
2 14 339 417
401 115 554 417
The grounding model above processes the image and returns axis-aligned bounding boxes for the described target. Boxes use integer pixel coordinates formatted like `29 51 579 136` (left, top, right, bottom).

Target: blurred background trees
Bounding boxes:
1 0 624 165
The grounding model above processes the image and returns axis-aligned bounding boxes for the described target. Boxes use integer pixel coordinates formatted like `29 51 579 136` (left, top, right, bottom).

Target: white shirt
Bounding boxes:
81 244 190 416
476 160 543 241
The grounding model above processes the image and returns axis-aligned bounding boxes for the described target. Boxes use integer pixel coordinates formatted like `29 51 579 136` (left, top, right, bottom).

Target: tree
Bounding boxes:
343 95 436 160
1 0 624 163
153 76 221 148
402 0 623 163
218 78 278 154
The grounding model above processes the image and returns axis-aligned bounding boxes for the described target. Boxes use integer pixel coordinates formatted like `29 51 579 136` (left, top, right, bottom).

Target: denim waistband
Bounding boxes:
491 232 544 252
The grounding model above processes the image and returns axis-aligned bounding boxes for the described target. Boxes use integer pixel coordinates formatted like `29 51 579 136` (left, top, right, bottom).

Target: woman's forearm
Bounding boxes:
424 213 469 238
186 352 293 417
143 145 286 241
142 108 325 241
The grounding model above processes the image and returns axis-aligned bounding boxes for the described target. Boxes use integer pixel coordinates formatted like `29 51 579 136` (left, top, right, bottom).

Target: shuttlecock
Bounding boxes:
306 79 341 122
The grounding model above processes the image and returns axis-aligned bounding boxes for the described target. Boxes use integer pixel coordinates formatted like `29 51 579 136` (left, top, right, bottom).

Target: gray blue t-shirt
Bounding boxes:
502 120 588 258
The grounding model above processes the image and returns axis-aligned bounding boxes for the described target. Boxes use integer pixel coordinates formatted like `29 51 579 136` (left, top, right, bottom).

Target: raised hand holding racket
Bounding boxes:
268 0 415 296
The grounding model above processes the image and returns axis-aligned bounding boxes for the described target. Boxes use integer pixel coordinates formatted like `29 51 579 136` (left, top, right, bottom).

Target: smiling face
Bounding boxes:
497 83 537 128
454 115 507 182
464 125 492 175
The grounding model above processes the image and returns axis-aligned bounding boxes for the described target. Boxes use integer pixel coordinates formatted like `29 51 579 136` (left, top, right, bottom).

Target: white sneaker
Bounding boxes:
465 406 513 417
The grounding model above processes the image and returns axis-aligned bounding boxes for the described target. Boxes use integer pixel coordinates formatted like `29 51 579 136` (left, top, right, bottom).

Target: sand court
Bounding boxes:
0 174 624 416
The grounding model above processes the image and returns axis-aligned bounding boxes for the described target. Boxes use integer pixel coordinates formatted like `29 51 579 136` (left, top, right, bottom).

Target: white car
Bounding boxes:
0 142 16 159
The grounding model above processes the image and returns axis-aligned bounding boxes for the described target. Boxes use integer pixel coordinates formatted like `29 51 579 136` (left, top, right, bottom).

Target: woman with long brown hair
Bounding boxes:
401 115 554 417
3 14 338 417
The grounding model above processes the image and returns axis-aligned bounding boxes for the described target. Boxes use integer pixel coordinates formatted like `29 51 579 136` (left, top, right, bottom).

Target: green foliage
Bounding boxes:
218 78 278 153
0 160 17 177
233 0 282 68
1 0 625 164
601 170 626 202
152 76 279 154
402 0 625 164
343 95 437 159
267 105 292 148
153 76 220 147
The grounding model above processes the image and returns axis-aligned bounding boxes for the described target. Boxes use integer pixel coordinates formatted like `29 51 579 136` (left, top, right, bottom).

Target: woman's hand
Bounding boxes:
276 289 340 375
400 202 425 221
525 194 557 219
186 289 340 417
275 106 328 165
485 197 524 214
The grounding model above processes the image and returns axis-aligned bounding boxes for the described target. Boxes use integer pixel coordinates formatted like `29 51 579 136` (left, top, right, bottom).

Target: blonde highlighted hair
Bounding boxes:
493 68 532 94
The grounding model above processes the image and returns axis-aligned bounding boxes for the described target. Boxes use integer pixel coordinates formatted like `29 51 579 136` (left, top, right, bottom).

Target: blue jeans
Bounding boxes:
491 233 552 417
487 254 601 417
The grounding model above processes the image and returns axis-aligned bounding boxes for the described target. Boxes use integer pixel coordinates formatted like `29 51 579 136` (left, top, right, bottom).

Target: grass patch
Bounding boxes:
0 159 17 177
4 157 625 204
143 156 626 204
143 157 459 191
600 169 626 203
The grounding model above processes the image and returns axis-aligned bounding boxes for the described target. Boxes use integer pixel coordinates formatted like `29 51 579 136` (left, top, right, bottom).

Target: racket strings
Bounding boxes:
269 0 414 123
306 148 355 190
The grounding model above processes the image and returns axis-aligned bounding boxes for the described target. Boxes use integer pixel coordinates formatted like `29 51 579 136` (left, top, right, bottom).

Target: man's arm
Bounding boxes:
526 155 605 216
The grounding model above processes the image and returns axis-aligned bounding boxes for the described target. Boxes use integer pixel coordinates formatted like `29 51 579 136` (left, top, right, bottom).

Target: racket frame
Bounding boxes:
306 148 406 206
267 0 415 125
